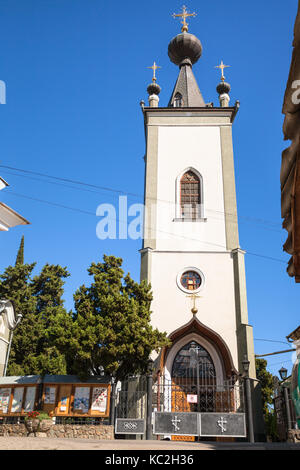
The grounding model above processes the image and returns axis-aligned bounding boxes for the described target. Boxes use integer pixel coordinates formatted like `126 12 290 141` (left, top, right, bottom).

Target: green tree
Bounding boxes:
0 262 37 375
15 235 24 265
71 255 169 380
255 358 274 415
0 262 73 376
256 358 278 441
29 263 73 375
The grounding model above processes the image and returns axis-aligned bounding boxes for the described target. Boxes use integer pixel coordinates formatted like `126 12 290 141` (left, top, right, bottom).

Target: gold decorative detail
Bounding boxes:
147 61 161 82
215 60 230 82
172 5 196 33
186 293 201 315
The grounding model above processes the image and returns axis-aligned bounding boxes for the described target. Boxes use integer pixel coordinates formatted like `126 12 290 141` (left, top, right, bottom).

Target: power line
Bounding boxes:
5 189 288 264
0 164 283 231
255 349 296 358
254 338 291 345
0 164 130 195
267 359 294 368
1 169 114 198
3 166 282 235
6 191 95 216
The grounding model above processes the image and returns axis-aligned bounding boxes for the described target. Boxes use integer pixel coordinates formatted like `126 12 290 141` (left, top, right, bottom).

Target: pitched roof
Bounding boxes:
0 202 30 231
168 64 205 107
0 177 9 190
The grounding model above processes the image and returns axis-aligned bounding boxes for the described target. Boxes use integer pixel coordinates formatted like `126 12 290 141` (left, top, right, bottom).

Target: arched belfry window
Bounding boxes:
180 170 201 219
174 93 183 107
172 341 216 379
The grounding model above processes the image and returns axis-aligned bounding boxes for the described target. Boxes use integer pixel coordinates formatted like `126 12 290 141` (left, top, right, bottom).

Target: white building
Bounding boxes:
140 18 264 438
0 177 29 376
0 177 29 232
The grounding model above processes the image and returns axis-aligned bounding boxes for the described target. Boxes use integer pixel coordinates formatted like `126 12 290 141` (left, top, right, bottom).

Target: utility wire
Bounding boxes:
0 164 283 231
1 169 283 235
6 191 95 216
267 359 293 367
5 189 288 264
254 338 291 345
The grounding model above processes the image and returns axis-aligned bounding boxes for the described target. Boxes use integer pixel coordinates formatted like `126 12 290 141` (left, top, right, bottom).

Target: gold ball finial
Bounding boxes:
186 293 201 317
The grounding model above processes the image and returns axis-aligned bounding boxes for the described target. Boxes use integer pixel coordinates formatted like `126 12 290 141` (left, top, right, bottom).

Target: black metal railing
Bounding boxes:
115 375 147 419
152 374 244 414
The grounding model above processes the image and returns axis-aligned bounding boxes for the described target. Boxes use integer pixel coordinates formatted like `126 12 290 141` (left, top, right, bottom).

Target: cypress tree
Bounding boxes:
0 261 73 376
71 254 169 380
15 235 24 265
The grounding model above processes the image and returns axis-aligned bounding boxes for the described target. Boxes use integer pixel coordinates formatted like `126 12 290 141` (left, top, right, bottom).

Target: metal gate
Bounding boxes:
152 373 245 414
115 375 147 435
114 372 246 438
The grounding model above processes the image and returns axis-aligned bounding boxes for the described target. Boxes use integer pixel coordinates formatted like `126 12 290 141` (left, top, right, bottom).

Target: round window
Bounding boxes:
177 268 204 294
180 270 201 291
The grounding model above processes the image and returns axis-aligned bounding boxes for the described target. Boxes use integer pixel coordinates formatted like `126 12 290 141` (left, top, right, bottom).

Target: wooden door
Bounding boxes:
171 382 195 442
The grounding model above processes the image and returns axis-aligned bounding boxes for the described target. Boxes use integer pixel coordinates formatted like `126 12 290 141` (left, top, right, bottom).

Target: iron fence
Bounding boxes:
153 373 245 414
115 373 245 421
115 375 147 420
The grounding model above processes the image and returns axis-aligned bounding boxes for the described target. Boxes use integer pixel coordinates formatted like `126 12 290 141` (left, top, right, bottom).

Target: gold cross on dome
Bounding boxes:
147 61 161 82
215 60 230 82
172 5 197 33
186 293 201 315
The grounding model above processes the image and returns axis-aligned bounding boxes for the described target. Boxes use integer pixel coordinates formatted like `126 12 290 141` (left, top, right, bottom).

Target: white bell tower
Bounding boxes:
140 12 258 401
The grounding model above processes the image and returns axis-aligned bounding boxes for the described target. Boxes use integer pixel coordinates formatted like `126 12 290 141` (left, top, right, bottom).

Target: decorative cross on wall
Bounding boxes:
171 415 181 432
186 293 201 315
217 416 228 433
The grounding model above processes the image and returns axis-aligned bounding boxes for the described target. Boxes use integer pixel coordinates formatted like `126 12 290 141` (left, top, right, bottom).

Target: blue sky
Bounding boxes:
0 0 298 377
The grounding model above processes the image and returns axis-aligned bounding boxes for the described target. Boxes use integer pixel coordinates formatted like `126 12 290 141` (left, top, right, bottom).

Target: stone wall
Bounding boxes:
0 423 114 440
288 429 300 443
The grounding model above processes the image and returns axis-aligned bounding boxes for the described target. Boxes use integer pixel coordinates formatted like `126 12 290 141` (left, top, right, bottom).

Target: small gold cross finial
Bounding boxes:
186 293 201 315
172 5 197 33
215 60 230 82
147 61 161 82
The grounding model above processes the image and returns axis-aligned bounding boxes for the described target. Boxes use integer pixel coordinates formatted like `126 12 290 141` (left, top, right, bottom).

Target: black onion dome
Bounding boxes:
147 82 161 95
216 81 231 95
168 32 202 66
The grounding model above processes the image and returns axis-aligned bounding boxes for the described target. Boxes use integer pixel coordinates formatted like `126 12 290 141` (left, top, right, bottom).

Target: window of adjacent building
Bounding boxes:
180 170 201 219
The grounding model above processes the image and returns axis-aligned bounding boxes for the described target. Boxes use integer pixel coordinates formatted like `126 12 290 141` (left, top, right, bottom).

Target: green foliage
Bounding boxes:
264 410 279 442
25 411 51 421
255 358 274 415
0 253 169 380
70 255 169 380
0 261 72 376
255 358 279 441
15 235 24 266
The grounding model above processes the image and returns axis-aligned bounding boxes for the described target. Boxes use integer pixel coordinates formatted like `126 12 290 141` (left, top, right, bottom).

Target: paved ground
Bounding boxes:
0 437 299 450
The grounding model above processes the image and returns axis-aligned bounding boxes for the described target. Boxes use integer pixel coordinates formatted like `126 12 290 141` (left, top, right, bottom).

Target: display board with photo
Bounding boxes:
0 388 11 414
91 386 108 413
11 387 24 413
74 387 90 413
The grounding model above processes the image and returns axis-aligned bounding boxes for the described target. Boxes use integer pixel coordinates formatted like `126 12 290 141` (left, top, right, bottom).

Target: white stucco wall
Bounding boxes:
0 314 9 377
151 125 227 252
142 113 242 373
148 250 239 370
